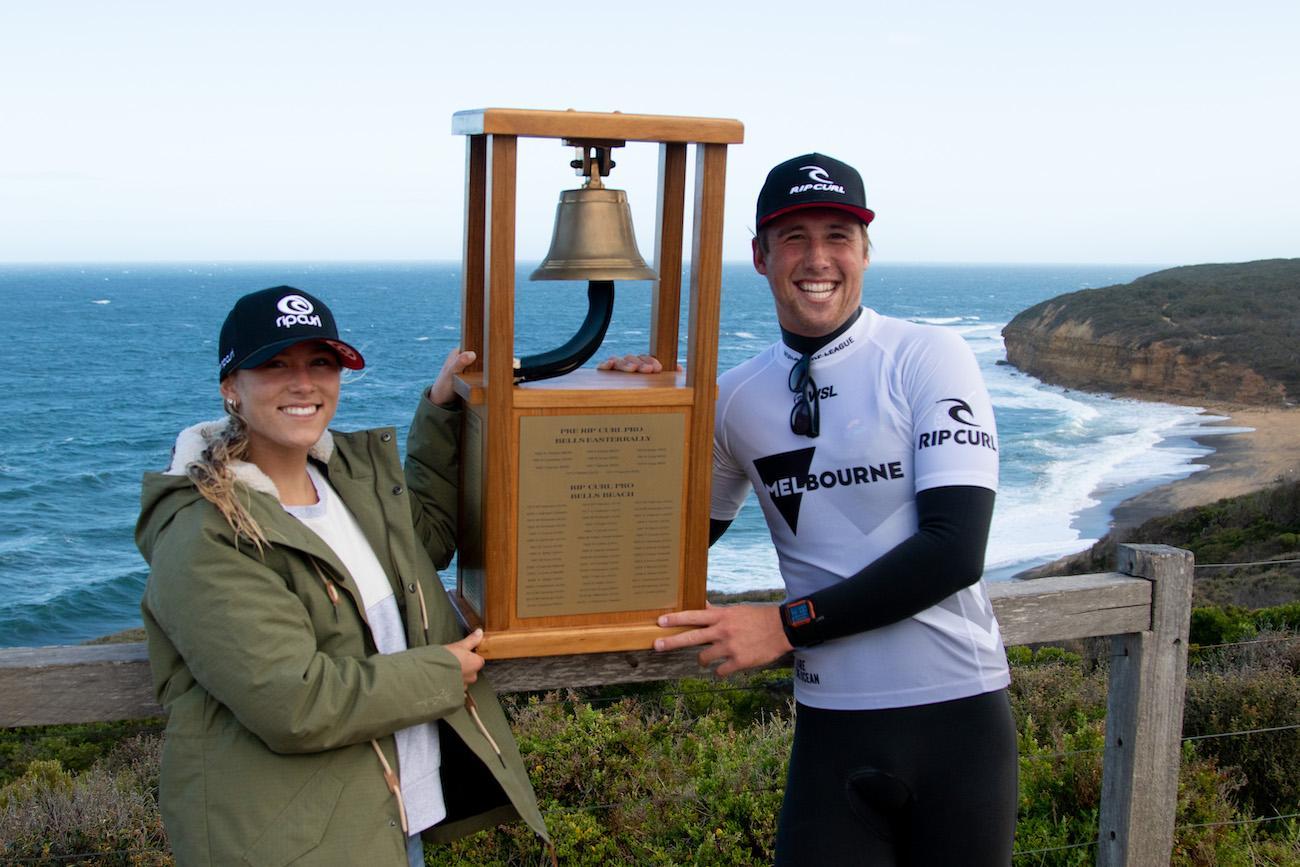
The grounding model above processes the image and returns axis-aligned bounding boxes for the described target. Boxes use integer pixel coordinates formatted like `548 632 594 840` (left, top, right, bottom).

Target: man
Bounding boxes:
613 153 1017 864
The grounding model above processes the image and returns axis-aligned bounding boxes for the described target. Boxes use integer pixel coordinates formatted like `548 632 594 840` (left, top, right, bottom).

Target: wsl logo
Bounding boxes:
275 294 322 329
754 447 906 534
789 165 846 197
917 398 998 452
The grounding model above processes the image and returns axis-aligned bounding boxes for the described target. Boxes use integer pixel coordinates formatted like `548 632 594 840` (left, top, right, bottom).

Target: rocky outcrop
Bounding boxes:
1001 259 1300 406
1002 304 1288 404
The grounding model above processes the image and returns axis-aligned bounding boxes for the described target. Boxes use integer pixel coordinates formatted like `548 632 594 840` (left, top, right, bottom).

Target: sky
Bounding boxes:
2 0 1297 265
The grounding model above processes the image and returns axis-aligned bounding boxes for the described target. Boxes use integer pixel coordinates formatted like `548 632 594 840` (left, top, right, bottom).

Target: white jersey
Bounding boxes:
712 308 1010 710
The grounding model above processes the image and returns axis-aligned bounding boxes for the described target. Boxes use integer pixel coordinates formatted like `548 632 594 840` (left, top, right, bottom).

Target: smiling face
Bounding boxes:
219 341 341 469
753 208 870 337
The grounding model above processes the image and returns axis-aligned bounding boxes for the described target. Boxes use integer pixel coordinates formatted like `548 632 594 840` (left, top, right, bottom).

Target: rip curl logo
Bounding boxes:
917 397 998 452
275 294 322 328
790 165 846 196
754 447 906 534
940 398 978 427
803 166 832 184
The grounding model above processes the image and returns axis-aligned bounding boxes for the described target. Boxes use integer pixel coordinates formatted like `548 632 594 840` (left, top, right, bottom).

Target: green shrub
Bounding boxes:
1184 666 1300 815
1006 645 1084 668
1190 606 1258 648
1008 651 1108 746
0 719 164 787
1169 744 1252 867
1253 602 1300 633
0 736 167 866
430 686 790 866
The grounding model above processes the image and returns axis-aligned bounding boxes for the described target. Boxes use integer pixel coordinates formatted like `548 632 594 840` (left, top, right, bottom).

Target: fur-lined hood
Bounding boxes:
165 417 335 501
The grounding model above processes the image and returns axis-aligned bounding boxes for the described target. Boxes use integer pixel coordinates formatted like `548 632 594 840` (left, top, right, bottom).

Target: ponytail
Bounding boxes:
187 402 269 552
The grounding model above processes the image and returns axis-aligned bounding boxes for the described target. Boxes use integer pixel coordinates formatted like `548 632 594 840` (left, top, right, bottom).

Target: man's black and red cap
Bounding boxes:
755 152 875 230
218 286 365 381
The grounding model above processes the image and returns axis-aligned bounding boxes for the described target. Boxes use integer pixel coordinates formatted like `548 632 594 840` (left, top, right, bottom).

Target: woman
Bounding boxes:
137 286 547 867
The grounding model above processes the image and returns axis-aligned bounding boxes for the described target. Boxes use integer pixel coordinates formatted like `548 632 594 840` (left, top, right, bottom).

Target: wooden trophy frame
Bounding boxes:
449 108 743 658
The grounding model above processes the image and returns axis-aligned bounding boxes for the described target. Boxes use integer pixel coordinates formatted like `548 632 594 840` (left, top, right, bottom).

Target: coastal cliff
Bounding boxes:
1002 259 1300 405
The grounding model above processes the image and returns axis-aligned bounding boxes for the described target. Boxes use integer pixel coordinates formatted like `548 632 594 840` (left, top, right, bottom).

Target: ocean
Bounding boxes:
0 261 1235 648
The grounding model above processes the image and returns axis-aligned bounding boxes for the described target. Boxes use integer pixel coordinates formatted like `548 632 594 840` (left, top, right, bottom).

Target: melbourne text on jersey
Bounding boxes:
765 460 906 497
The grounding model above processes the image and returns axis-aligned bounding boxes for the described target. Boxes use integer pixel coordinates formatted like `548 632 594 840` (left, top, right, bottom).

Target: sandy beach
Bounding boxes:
1109 404 1300 532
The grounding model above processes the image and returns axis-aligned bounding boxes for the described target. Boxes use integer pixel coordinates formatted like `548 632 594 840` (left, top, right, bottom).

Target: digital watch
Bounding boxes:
780 597 826 647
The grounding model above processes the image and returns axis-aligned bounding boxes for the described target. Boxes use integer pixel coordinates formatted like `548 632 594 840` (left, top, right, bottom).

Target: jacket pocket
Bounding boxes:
240 766 346 867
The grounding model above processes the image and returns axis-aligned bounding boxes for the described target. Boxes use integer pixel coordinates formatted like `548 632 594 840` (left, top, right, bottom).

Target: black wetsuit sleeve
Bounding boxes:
790 485 995 646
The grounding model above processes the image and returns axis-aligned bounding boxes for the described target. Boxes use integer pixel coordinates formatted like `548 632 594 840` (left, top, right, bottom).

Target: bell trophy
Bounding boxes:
449 108 743 658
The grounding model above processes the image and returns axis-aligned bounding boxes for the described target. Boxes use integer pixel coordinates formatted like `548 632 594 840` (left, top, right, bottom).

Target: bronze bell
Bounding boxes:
530 186 657 282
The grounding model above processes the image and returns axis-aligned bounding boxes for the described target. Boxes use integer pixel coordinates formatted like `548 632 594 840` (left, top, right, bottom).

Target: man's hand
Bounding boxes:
428 348 476 406
653 604 793 677
596 353 663 374
444 628 486 685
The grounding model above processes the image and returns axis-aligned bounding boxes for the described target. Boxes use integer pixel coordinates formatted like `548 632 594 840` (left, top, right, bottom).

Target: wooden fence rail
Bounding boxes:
0 543 1192 866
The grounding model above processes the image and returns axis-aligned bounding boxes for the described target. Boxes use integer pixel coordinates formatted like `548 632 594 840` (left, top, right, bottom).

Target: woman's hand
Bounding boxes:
428 348 477 407
444 628 486 685
596 353 663 374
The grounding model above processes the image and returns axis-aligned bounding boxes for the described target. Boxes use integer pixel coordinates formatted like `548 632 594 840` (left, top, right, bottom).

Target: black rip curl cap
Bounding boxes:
755 152 875 230
217 286 364 381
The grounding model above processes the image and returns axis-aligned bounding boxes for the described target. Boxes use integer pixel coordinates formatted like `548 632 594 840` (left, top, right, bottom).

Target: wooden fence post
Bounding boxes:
1098 543 1194 866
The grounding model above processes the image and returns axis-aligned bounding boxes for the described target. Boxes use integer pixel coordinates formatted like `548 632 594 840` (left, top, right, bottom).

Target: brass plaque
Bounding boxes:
517 413 685 618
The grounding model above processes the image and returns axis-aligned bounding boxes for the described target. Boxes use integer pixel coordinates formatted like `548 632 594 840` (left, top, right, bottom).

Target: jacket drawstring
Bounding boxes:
313 559 515 842
370 739 409 835
309 558 341 607
464 691 505 767
414 579 429 635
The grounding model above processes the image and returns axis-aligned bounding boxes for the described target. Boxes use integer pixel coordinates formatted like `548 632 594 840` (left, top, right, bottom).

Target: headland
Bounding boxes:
1001 259 1300 577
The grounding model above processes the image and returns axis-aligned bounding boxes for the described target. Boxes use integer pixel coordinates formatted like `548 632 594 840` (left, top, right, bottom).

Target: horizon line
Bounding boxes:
0 257 1191 269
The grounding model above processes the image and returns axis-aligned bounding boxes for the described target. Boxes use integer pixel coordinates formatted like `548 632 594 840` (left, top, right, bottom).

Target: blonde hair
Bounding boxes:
186 403 269 552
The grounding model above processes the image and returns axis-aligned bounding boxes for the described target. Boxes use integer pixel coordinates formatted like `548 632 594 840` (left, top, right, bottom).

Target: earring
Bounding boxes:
225 398 240 414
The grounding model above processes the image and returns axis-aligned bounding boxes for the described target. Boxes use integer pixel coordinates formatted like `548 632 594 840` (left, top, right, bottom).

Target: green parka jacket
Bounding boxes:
136 399 547 867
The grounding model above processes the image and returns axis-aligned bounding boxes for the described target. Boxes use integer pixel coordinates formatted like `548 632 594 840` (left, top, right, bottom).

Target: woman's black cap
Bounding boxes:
218 286 365 381
756 153 875 230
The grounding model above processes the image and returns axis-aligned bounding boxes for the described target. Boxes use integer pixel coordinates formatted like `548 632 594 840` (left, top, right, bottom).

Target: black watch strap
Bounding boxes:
780 598 826 647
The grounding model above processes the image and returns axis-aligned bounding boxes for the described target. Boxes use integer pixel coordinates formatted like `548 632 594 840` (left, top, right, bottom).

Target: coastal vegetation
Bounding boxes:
6 434 1299 864
1002 258 1300 404
1027 481 1300 610
4 519 1299 866
3 635 1298 865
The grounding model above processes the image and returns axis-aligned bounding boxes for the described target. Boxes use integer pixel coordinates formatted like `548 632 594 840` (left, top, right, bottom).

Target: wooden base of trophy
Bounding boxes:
449 109 742 659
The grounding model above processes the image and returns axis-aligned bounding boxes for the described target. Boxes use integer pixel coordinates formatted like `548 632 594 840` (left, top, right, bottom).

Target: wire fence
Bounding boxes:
1192 634 1300 652
1194 557 1300 569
